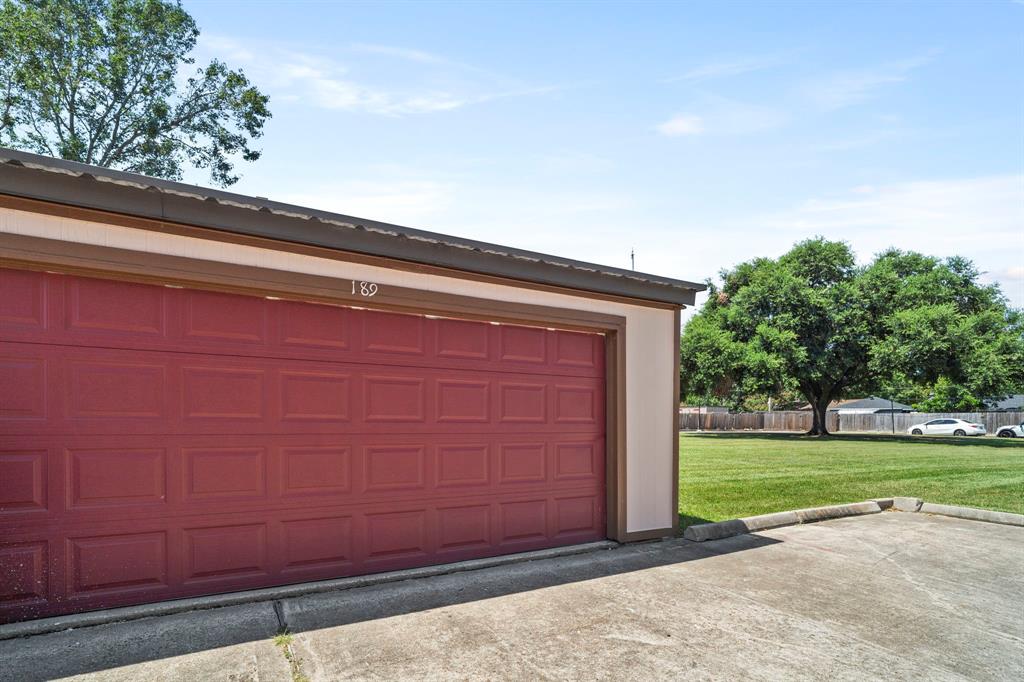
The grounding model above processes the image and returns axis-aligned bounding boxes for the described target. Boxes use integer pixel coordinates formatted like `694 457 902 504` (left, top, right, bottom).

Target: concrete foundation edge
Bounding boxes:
7 498 1020 638
0 540 618 641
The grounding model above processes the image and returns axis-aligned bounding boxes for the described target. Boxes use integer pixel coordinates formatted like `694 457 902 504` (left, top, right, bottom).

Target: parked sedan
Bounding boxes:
907 418 987 436
995 422 1023 438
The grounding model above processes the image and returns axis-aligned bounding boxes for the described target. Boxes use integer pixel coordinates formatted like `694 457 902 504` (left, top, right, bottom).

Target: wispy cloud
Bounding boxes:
655 114 704 136
348 42 493 77
197 34 560 117
663 53 790 83
800 52 938 111
276 54 466 114
656 96 788 137
350 43 457 65
759 175 1023 263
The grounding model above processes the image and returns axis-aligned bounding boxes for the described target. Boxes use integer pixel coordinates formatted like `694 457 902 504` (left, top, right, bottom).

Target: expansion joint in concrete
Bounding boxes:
272 600 288 634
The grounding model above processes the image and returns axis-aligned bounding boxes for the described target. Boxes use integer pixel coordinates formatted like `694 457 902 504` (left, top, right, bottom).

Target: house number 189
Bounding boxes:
352 281 379 297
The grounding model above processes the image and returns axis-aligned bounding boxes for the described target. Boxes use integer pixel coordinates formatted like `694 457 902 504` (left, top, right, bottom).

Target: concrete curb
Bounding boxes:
894 496 923 512
682 512 797 542
683 501 884 542
0 540 617 641
683 497 1024 543
793 501 883 523
917 502 1024 527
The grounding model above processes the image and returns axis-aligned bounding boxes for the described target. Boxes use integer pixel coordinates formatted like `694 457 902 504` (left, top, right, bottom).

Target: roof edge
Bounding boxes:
0 148 706 306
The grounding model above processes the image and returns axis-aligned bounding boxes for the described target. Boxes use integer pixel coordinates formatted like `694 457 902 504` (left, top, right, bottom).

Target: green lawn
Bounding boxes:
678 432 1024 529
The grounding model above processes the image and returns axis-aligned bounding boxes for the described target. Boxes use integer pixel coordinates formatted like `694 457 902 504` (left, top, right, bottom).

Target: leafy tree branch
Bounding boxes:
0 0 270 186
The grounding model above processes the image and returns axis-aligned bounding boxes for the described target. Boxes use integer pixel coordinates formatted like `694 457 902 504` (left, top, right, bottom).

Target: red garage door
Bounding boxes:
0 267 605 623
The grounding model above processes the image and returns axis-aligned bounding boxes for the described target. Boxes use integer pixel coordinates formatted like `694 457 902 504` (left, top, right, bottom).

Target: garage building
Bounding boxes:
0 148 703 623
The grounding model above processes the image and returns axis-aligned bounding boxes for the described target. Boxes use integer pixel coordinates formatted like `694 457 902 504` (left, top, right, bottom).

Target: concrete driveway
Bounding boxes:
1 512 1021 681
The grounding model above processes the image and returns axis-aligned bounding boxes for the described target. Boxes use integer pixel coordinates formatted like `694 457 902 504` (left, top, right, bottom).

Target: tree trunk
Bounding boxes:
808 396 831 436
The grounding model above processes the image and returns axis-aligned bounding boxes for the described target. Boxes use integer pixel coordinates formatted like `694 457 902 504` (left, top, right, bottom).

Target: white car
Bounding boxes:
907 418 986 436
995 422 1023 438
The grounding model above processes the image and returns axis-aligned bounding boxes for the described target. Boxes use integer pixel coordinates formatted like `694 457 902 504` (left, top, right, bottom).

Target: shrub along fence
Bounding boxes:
679 410 1024 433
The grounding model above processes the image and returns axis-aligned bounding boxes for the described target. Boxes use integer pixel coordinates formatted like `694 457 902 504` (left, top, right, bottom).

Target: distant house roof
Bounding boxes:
830 397 914 412
799 396 915 412
985 395 1024 411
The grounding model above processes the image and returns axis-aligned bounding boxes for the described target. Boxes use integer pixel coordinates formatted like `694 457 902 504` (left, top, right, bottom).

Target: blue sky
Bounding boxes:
183 1 1023 317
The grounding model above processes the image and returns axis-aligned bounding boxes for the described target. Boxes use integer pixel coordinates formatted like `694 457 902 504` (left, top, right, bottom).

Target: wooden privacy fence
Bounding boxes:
679 410 1024 433
679 411 836 432
833 411 1024 434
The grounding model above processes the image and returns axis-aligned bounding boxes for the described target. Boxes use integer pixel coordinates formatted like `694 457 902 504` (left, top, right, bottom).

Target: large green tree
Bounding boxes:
680 238 1024 435
0 0 269 186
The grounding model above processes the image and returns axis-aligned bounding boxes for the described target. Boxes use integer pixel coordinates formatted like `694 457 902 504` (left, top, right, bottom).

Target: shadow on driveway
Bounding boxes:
0 534 780 681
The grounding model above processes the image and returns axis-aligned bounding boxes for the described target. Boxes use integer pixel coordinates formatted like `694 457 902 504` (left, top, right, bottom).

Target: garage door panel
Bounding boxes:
553 440 603 482
2 343 601 436
66 276 170 339
435 318 489 360
498 324 547 364
497 441 547 485
435 443 490 488
362 338 603 379
435 379 490 423
278 299 353 350
183 446 268 502
280 371 352 422
1 481 606 541
67 446 167 510
182 523 269 583
362 375 428 423
553 329 602 369
182 289 268 345
66 531 169 599
553 382 603 425
554 495 601 538
68 360 167 420
1 268 605 623
280 445 353 497
181 365 269 421
361 310 426 356
2 330 604 384
498 499 549 544
364 509 429 563
0 353 48 421
0 435 603 529
0 267 48 331
0 540 49 608
0 448 49 515
0 484 605 622
498 381 547 424
1 273 603 380
436 503 492 554
362 444 427 493
279 515 354 573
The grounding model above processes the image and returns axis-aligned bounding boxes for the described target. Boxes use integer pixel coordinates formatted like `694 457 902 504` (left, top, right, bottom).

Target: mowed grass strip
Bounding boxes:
678 432 1024 529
